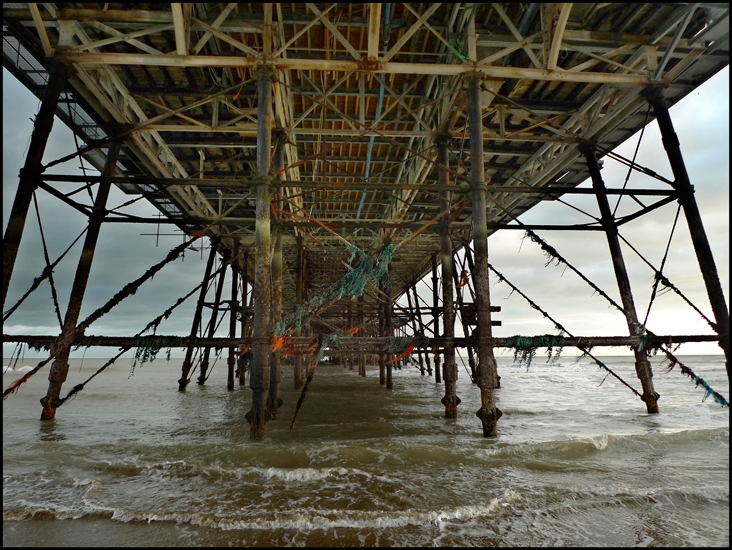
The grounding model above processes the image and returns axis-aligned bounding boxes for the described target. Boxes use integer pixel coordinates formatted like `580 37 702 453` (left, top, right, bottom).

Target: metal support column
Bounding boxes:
466 73 502 437
437 136 459 418
431 253 442 384
40 138 121 420
645 87 730 378
4 60 67 308
267 134 285 418
385 265 394 389
246 66 274 439
405 284 424 375
379 278 386 385
359 294 366 376
179 237 220 391
238 252 250 386
227 242 240 391
198 251 228 385
294 235 305 389
581 143 660 412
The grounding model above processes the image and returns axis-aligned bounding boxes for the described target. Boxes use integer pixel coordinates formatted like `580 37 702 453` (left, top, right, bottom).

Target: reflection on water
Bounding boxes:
3 354 729 546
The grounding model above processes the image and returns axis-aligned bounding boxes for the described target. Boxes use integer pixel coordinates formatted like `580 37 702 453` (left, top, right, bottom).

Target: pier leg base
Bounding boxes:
266 397 284 420
441 394 461 419
476 406 502 437
245 408 272 440
642 391 660 414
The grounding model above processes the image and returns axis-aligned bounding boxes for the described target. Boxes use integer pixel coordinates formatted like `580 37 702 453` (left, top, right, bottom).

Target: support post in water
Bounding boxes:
580 142 660 413
437 135 459 418
385 263 394 390
267 133 285 417
246 65 274 439
645 87 730 379
431 253 442 384
452 253 477 383
239 252 250 386
179 237 220 390
466 72 502 436
3 60 66 309
198 249 228 385
227 242 240 391
40 138 122 420
294 235 305 388
359 294 366 377
379 278 386 385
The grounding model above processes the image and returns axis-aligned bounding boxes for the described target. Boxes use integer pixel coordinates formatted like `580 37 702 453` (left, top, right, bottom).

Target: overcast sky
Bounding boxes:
3 66 729 360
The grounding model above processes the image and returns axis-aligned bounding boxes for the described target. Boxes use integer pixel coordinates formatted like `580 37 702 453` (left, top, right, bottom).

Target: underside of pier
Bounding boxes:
3 3 729 437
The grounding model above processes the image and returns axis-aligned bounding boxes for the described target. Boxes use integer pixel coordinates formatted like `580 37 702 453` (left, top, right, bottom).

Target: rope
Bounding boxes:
662 355 729 407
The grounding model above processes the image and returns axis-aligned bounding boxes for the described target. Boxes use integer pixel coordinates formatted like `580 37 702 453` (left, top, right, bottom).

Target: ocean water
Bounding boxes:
3 352 729 547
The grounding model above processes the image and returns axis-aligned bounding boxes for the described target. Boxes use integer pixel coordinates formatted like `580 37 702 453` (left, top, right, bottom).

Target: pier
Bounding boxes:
3 3 729 438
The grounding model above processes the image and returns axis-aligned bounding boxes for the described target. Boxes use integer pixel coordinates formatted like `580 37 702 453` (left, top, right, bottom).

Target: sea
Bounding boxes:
3 352 729 547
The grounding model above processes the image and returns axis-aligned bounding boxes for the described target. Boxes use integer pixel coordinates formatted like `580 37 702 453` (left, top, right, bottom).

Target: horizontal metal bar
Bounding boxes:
6 333 720 350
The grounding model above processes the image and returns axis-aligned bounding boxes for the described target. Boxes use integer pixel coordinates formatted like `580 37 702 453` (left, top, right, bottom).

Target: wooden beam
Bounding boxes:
306 3 360 60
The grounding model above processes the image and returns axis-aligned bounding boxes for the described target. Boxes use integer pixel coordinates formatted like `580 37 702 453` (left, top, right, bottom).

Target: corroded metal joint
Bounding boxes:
641 391 660 403
475 406 503 423
441 395 461 407
358 58 380 72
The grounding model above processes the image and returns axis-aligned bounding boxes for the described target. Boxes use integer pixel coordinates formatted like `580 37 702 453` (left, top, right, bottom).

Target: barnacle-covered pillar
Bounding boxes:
580 143 659 413
40 138 121 420
179 237 220 390
645 88 730 378
3 60 66 308
437 135 459 418
246 65 274 439
466 73 502 436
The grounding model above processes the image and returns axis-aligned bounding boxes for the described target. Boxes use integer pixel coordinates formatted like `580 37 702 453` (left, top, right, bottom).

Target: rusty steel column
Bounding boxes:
466 73 501 437
385 265 394 389
379 278 386 385
267 223 283 416
179 237 220 391
358 294 366 376
294 235 305 389
246 66 274 439
437 136 459 418
581 143 660 413
646 88 730 378
431 253 442 384
4 60 67 309
198 250 229 385
39 138 121 420
227 242 240 391
238 252 250 386
267 134 285 418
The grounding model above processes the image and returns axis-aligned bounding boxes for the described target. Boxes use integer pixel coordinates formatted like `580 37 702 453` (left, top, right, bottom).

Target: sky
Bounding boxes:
3 65 729 361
